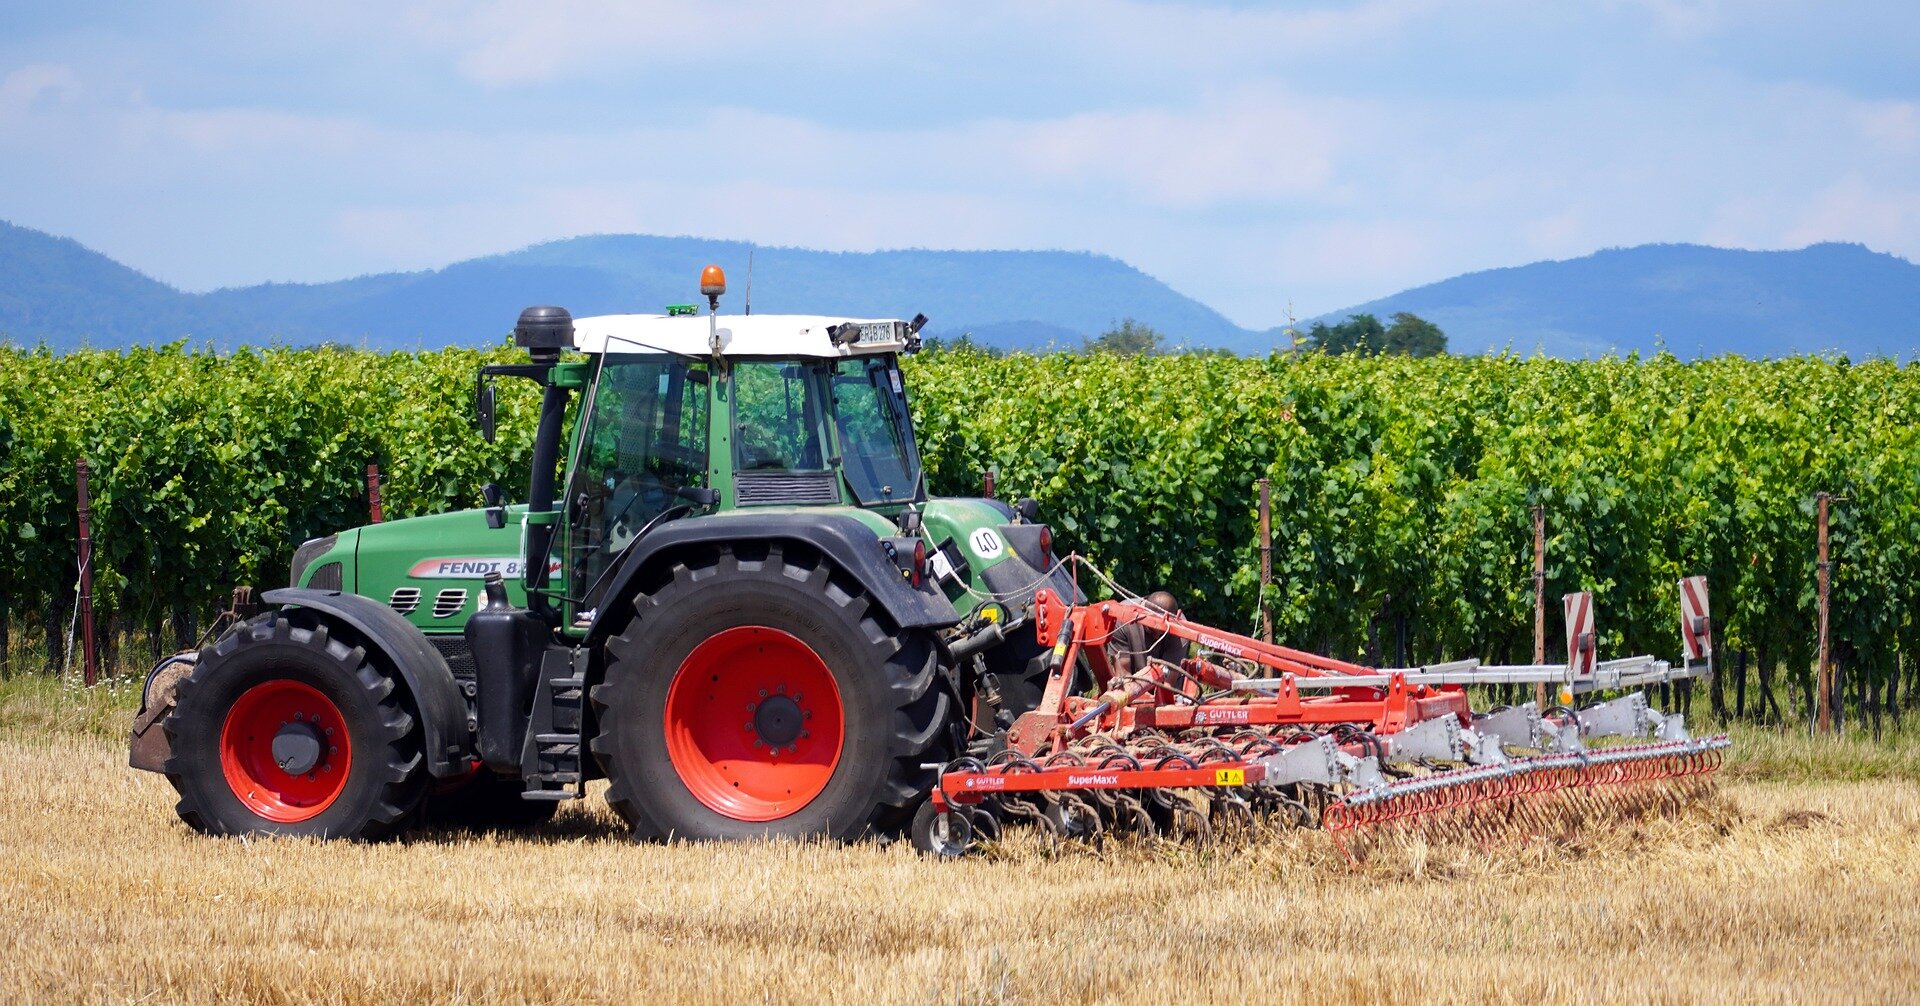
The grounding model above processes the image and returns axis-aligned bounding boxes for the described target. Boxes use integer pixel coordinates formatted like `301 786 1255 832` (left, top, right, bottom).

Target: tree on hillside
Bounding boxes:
1383 312 1446 356
1083 318 1165 356
1307 313 1385 354
1306 312 1447 357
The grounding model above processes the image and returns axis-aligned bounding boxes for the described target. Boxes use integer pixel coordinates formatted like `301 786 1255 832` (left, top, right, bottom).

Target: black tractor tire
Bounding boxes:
162 613 427 840
422 769 559 831
590 543 955 841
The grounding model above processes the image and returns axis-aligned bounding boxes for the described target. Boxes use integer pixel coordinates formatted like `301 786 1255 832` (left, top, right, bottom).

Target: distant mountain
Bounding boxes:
4 221 1918 358
0 223 1259 353
1310 243 1920 359
0 222 233 346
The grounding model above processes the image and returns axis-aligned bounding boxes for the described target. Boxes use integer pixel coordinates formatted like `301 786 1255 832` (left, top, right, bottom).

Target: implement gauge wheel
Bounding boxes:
161 613 427 839
591 543 955 840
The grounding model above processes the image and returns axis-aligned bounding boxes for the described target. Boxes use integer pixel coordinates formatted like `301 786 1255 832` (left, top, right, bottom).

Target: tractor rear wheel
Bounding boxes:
162 613 427 840
591 544 954 841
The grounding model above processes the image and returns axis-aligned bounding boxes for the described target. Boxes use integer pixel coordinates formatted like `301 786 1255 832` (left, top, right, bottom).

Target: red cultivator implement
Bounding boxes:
919 572 1729 861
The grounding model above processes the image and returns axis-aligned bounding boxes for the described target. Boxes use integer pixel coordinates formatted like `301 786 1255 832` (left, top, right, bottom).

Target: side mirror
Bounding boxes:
475 379 497 445
482 482 506 529
675 485 719 507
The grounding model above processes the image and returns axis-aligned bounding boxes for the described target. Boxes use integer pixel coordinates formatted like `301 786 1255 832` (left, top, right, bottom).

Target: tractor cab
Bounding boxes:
553 311 928 619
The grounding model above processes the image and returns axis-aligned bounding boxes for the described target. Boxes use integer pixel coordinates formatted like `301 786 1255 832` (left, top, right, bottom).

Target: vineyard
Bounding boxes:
2 342 1916 728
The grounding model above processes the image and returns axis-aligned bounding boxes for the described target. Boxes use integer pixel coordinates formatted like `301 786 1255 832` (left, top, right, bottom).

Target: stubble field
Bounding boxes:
5 677 1919 1005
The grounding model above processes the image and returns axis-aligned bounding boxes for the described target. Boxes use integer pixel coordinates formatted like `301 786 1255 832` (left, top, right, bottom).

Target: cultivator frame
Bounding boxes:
921 575 1729 859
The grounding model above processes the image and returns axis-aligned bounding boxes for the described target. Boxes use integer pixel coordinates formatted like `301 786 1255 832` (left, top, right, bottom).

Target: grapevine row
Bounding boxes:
1 342 1914 725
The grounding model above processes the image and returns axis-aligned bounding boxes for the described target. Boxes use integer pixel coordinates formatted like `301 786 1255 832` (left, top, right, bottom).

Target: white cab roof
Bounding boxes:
572 313 913 358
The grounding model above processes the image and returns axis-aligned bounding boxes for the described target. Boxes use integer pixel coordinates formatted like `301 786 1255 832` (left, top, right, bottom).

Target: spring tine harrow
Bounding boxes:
1320 737 1730 863
917 570 1731 861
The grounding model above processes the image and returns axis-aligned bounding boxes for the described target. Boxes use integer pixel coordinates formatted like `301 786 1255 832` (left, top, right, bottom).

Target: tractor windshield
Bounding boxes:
565 353 710 606
830 356 921 504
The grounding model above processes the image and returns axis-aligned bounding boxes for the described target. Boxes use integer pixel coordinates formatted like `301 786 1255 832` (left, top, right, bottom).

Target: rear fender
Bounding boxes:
584 513 961 649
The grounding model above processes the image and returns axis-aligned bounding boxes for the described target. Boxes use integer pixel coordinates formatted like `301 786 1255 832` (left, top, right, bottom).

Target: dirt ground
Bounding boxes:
5 709 1919 1005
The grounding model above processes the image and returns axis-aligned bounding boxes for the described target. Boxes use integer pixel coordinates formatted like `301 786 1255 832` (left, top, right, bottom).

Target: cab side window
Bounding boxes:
732 362 826 472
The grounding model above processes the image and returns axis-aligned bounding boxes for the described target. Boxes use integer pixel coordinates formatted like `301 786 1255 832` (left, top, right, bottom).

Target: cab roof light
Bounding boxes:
700 265 727 299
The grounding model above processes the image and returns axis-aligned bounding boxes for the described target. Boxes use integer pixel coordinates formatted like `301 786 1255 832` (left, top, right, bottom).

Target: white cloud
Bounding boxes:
1608 0 1724 37
0 64 82 122
399 0 1455 90
1854 100 1920 155
985 97 1342 205
405 0 931 87
1780 176 1920 252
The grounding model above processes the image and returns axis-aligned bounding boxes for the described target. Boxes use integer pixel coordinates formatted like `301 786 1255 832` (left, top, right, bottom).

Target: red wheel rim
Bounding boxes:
664 626 845 822
219 680 352 823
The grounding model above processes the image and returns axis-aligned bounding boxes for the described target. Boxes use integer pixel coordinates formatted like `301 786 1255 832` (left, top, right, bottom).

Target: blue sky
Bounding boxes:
1 1 1915 325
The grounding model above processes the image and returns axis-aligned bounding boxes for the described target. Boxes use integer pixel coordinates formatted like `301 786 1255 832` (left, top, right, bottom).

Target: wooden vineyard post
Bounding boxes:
982 468 995 500
367 463 385 523
1258 478 1273 643
75 459 99 686
1532 504 1546 710
1815 492 1833 735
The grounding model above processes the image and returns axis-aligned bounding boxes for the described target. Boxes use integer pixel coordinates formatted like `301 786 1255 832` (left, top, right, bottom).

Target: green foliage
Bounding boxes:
1307 312 1448 357
2 342 1915 732
906 347 1920 714
0 340 539 645
918 332 1002 357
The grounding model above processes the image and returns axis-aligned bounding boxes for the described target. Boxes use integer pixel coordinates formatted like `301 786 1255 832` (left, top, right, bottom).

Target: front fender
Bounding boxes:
261 588 474 777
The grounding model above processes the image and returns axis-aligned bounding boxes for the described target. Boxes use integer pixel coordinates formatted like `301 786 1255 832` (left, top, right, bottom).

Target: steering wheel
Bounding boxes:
599 472 668 538
623 504 694 547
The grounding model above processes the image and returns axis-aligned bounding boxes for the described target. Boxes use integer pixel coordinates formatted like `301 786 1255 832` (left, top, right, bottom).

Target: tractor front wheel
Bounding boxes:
162 614 427 839
592 544 953 841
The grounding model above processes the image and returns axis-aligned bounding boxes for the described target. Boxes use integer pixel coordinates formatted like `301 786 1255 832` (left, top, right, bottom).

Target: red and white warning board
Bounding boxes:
1564 591 1596 679
1678 575 1713 663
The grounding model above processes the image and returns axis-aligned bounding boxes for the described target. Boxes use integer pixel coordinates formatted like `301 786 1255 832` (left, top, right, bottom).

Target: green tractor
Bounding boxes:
130 266 1075 844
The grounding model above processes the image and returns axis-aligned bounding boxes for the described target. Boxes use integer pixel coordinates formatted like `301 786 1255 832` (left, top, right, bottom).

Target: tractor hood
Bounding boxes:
296 506 552 634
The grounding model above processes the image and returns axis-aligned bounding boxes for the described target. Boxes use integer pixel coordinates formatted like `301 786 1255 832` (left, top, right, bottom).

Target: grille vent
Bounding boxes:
307 562 343 592
289 534 338 587
735 470 839 505
429 635 477 680
389 587 421 615
432 588 469 619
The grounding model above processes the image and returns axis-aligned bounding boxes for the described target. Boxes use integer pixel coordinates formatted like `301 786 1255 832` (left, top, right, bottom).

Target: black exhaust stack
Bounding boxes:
514 305 573 614
463 307 577 773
